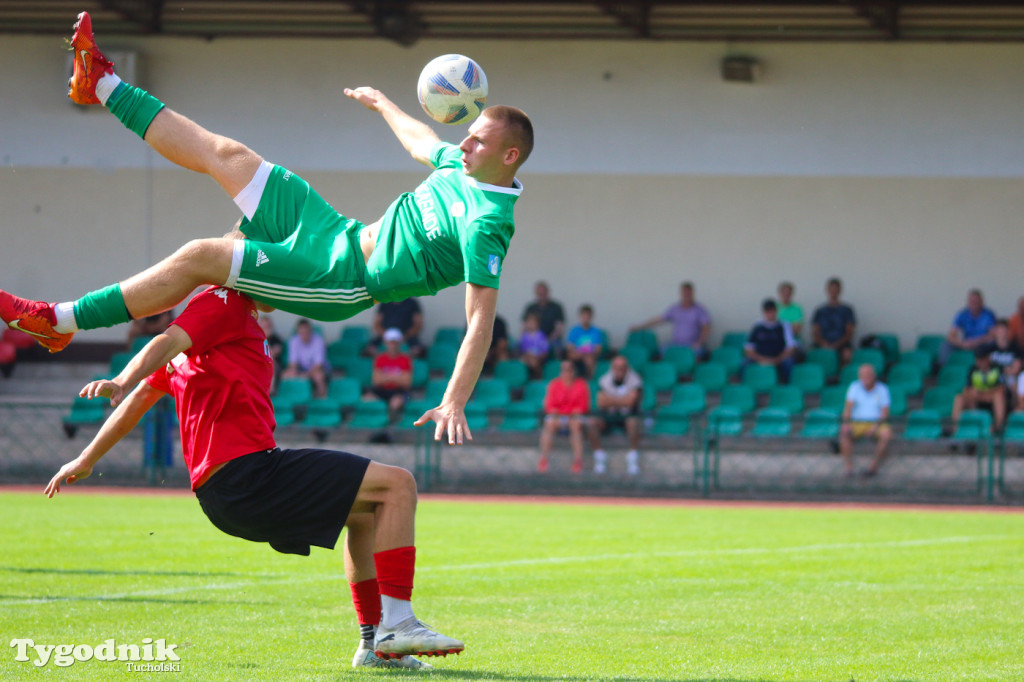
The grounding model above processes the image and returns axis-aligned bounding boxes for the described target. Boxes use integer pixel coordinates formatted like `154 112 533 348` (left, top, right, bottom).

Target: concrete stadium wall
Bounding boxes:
1 34 1022 347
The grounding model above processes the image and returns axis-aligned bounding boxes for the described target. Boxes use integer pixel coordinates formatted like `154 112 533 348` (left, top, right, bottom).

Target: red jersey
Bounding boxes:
543 377 591 415
373 352 412 389
145 287 276 490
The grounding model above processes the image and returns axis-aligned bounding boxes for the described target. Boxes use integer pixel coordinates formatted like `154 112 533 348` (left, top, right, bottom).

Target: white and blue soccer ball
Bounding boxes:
417 54 488 125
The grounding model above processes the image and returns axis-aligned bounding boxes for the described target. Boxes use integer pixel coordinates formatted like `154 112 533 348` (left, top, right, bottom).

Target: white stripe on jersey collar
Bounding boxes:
465 176 524 195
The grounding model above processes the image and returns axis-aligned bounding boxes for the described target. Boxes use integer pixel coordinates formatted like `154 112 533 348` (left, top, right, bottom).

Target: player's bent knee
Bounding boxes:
176 238 234 284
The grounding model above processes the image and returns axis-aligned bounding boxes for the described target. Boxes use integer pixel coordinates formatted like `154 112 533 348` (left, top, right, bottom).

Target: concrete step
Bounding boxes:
0 362 110 401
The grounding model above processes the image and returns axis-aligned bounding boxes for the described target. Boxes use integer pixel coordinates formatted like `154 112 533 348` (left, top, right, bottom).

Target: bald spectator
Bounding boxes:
839 364 892 478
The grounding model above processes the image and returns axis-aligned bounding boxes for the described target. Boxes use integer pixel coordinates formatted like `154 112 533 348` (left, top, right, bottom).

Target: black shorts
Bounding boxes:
195 447 371 556
596 411 637 433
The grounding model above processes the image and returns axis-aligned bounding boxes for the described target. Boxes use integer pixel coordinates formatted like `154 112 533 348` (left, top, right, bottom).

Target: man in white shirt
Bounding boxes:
839 364 892 478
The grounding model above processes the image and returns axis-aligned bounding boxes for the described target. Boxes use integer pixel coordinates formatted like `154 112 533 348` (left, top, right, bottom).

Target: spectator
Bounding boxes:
521 281 566 354
630 281 712 360
1008 296 1024 349
744 299 798 382
982 319 1022 405
484 314 511 373
538 360 591 474
257 314 285 394
367 299 424 358
282 318 329 398
126 310 173 350
588 354 643 475
776 281 804 339
566 304 607 379
811 277 856 365
367 328 413 418
839 364 892 478
953 347 1006 433
519 311 550 379
943 288 997 363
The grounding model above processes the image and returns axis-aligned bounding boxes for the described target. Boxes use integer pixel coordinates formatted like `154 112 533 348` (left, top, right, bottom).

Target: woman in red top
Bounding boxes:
538 359 591 474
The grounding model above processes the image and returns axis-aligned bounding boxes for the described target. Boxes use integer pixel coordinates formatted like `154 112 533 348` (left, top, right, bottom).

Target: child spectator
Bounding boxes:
519 311 550 379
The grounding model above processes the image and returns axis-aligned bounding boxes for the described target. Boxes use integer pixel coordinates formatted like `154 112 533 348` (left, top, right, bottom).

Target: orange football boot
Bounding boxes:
0 291 74 353
68 11 114 105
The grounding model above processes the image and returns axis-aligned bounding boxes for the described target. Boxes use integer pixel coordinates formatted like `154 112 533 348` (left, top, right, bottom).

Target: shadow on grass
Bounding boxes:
0 593 272 605
0 565 272 578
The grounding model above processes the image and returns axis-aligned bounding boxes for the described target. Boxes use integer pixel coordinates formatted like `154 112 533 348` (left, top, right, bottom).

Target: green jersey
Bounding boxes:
364 142 521 302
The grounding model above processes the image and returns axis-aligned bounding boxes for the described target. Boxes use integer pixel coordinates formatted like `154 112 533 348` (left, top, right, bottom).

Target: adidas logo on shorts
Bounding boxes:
256 250 269 267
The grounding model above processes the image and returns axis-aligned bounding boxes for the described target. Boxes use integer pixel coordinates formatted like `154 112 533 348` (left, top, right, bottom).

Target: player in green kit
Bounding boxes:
0 11 533 445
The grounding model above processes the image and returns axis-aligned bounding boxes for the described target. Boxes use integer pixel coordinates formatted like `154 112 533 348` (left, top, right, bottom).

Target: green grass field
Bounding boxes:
1 490 1022 681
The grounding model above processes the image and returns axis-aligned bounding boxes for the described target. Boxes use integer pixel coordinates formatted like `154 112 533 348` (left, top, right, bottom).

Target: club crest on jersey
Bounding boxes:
488 254 500 276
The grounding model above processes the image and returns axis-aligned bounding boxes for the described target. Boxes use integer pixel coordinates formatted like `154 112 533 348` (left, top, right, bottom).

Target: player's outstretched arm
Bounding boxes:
45 382 166 497
415 283 497 444
344 87 441 166
80 326 194 407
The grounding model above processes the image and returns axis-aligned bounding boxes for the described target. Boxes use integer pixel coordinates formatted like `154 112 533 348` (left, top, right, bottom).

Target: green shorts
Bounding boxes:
227 165 375 321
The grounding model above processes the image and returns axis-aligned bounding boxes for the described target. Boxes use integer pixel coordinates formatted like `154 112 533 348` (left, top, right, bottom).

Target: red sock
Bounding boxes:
349 578 381 626
374 546 416 601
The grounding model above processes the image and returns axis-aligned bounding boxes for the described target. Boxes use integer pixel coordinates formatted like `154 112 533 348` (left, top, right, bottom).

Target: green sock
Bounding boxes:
72 283 132 330
106 82 165 140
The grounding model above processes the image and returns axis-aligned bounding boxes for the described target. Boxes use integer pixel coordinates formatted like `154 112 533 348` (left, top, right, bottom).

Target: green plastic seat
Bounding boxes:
903 409 943 440
347 400 390 429
337 355 373 389
804 348 839 381
873 333 901 365
922 386 957 419
433 326 465 346
719 385 756 415
707 406 743 437
887 385 907 418
649 404 692 436
275 378 313 410
790 363 825 396
427 342 460 376
326 338 362 366
411 359 428 388
494 359 529 390
668 383 707 415
662 345 697 379
301 398 343 429
1002 412 1024 442
642 361 678 394
272 397 296 427
936 364 969 390
720 331 748 349
693 362 728 393
818 385 848 412
850 347 886 375
899 349 933 377
63 396 107 437
751 408 791 437
954 409 992 441
766 385 804 415
108 351 134 376
710 346 743 377
741 363 777 394
945 350 976 370
497 402 540 432
473 378 511 410
800 408 840 439
626 329 660 358
327 377 363 408
915 334 946 364
838 364 860 388
619 344 651 372
886 363 924 397
542 359 562 380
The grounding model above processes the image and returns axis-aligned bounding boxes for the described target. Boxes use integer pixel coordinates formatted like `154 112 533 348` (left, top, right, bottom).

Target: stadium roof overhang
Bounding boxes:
3 1 1024 45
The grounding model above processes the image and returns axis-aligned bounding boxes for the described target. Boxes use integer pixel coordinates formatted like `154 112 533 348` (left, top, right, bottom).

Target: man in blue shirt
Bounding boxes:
944 288 997 363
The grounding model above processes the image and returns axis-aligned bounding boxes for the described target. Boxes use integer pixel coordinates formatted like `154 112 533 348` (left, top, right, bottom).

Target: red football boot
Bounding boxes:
68 11 115 105
0 291 74 353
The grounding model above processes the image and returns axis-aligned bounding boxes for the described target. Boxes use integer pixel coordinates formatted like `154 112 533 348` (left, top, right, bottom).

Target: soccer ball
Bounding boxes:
417 54 488 125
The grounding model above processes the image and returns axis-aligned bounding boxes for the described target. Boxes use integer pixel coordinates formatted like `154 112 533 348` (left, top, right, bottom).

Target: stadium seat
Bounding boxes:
886 363 924 397
667 383 708 415
542 359 562 380
327 377 362 409
108 351 134 376
463 402 490 431
850 347 886 374
922 386 957 418
945 350 976 370
790 363 825 396
799 408 840 439
662 346 697 379
719 385 756 415
649 404 693 436
433 326 465 346
751 408 791 438
326 338 362 366
1002 412 1024 442
519 380 549 411
340 325 371 347
62 396 107 438
818 385 848 413
898 349 934 377
707 406 744 437
903 409 943 440
275 378 313 410
494 359 529 390
766 385 804 415
427 342 459 376
473 378 511 411
346 400 390 430
804 348 839 381
338 356 374 389
411 359 429 388
915 334 946 364
719 331 748 349
642 361 678 395
625 329 660 358
301 398 343 430
272 397 296 427
693 362 728 393
619 344 651 371
954 409 992 441
710 346 743 377
873 333 901 365
887 385 908 418
741 363 777 395
838 364 861 388
936 363 969 390
497 402 540 432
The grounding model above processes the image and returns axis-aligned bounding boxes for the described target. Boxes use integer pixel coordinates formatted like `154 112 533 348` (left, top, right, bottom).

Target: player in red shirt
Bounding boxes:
44 285 462 668
538 360 592 474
